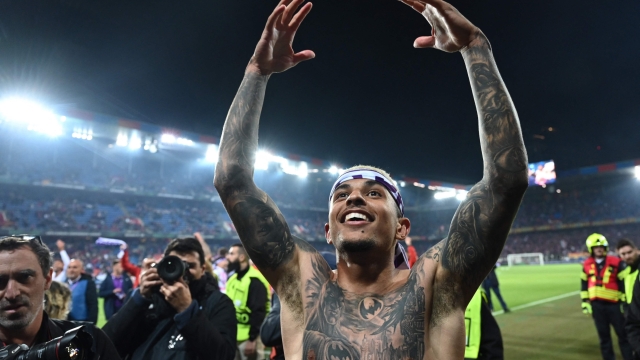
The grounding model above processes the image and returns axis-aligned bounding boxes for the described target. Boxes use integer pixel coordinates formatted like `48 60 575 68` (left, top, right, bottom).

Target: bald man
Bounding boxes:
66 259 98 323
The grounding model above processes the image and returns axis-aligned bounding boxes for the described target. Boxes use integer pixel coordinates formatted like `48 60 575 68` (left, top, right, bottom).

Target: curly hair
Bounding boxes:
45 281 72 320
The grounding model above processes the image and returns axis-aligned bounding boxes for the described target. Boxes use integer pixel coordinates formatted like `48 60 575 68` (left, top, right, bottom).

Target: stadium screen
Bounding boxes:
528 160 556 186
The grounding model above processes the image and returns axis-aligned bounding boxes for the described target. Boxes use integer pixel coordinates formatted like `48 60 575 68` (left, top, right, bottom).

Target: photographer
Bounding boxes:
0 235 120 359
103 237 236 360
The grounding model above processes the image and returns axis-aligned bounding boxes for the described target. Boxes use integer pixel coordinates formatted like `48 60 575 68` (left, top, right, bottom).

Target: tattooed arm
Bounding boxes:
398 0 528 305
443 36 528 302
213 0 315 293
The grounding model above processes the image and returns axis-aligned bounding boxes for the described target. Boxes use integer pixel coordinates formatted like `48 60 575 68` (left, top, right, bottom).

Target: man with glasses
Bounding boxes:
0 235 120 359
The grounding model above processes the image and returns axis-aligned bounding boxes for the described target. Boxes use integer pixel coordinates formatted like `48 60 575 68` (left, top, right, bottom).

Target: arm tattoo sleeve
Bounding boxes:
441 36 529 298
214 71 296 272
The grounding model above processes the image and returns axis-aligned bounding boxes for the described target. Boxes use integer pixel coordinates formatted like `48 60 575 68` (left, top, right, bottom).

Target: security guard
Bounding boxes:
464 288 504 360
226 244 271 360
616 239 640 306
581 233 633 360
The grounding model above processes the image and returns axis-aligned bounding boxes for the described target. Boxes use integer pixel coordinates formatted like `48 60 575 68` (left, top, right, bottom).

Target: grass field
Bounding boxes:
97 264 621 359
493 264 623 360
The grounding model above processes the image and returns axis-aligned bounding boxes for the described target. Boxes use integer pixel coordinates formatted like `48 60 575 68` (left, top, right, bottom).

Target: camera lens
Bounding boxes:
164 260 177 273
157 255 187 283
3 326 94 360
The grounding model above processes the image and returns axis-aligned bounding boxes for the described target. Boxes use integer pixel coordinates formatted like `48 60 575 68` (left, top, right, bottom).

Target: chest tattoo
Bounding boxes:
302 258 426 360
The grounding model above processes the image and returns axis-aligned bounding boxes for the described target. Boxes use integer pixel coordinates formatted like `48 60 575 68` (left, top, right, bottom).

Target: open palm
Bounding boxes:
250 0 315 75
399 0 481 52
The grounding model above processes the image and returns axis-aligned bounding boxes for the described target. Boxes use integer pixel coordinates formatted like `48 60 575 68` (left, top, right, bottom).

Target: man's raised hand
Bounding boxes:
248 0 315 76
398 0 483 52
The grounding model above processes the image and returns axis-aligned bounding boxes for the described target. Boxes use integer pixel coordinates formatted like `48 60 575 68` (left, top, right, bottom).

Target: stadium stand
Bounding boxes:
1 108 640 272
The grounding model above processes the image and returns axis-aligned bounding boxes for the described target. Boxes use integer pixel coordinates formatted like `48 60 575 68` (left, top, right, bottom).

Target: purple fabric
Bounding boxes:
112 275 124 308
329 169 404 216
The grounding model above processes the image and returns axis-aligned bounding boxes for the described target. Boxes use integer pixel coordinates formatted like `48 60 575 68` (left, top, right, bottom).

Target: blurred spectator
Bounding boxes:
44 281 72 320
66 259 98 324
52 239 70 282
405 236 418 268
99 260 133 320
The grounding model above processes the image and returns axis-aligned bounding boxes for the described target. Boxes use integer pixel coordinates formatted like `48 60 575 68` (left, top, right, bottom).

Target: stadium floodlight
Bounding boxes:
161 134 176 144
128 136 142 150
72 128 93 141
281 163 298 176
328 165 339 175
116 133 128 147
176 137 194 146
635 166 640 180
271 156 288 167
205 145 219 163
254 150 270 170
297 161 308 178
399 181 406 188
434 191 456 200
0 97 63 137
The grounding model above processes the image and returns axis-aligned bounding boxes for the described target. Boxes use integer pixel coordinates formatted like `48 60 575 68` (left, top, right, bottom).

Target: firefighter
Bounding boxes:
581 233 633 360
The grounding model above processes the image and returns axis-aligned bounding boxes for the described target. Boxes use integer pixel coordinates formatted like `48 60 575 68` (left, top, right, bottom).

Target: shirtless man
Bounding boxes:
214 0 528 358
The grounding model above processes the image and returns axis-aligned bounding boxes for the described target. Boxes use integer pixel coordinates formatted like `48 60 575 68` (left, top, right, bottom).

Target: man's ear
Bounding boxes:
395 217 411 241
45 268 53 291
325 223 332 245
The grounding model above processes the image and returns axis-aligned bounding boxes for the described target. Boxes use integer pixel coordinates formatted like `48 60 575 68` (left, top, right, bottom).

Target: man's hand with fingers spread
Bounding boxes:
248 0 315 76
398 0 484 52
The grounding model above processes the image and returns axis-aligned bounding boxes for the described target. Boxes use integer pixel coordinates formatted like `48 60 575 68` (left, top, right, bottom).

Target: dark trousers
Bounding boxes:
482 282 508 311
592 301 633 360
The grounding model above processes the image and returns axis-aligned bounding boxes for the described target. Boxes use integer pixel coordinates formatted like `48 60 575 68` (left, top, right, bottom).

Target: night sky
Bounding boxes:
1 0 639 183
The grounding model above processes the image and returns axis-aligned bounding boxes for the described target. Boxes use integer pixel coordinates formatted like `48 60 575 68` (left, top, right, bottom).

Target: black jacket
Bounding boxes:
103 272 237 360
0 312 121 360
464 293 504 360
476 301 504 360
260 294 284 360
99 272 134 319
625 273 640 358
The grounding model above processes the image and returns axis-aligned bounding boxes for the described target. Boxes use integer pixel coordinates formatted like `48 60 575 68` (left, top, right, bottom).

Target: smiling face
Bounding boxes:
326 178 410 255
0 247 52 331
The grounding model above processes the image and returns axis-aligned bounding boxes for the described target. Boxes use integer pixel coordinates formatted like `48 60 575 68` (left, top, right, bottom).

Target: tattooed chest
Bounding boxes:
302 282 426 360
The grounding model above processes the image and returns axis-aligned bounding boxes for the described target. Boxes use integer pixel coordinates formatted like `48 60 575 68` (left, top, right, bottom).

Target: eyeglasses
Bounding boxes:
0 234 44 246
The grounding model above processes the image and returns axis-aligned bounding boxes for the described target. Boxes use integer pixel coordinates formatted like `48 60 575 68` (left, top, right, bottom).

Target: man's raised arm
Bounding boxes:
399 0 528 304
213 0 315 290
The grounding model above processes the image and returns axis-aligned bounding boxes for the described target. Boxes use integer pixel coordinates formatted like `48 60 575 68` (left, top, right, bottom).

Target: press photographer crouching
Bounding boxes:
103 237 237 360
0 235 120 360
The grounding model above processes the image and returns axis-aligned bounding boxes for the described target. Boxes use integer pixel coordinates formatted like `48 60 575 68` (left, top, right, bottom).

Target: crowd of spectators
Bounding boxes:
1 134 640 263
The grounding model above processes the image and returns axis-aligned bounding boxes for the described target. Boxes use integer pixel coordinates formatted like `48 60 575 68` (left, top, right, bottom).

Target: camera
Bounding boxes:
0 326 94 360
155 255 189 283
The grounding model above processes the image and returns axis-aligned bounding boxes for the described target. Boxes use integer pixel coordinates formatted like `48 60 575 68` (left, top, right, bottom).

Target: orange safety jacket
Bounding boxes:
581 255 625 303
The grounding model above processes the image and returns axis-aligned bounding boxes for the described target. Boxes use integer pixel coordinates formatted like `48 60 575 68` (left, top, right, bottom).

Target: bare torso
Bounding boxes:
280 245 465 360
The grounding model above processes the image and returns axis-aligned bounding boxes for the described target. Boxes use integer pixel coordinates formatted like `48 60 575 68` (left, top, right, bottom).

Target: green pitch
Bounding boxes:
494 263 622 360
97 264 619 359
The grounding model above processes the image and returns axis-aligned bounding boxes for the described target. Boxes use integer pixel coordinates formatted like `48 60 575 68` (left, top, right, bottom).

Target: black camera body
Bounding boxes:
155 255 189 284
0 325 94 360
